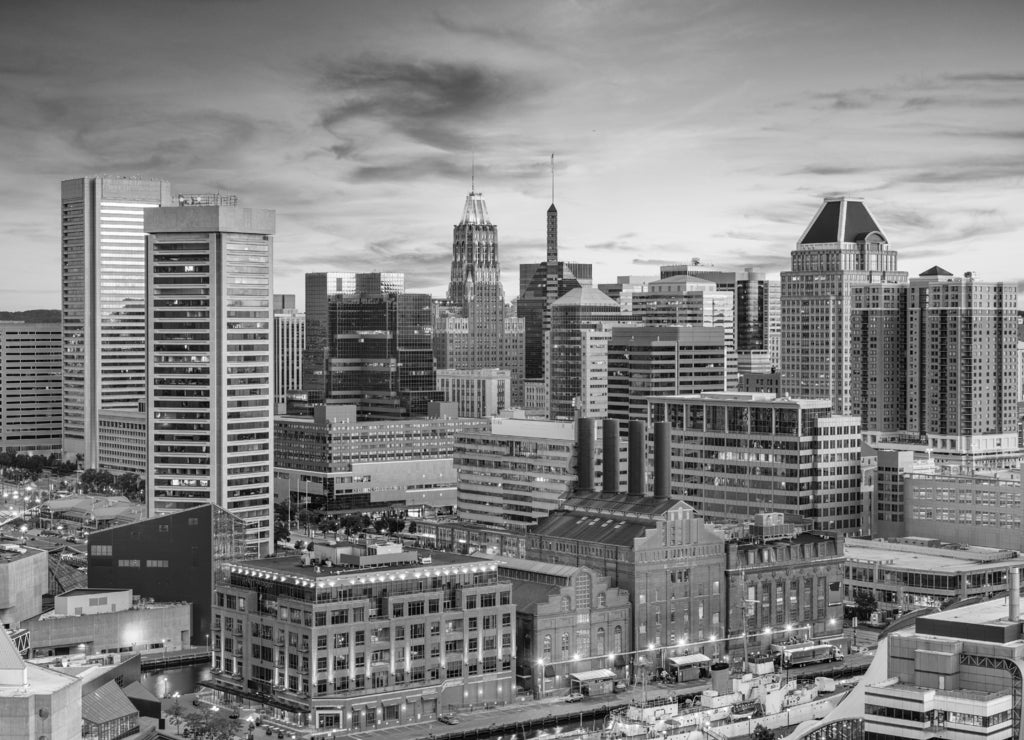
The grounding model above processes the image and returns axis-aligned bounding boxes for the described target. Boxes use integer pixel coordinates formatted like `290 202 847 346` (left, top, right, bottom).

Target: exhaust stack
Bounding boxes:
602 419 620 494
654 421 671 498
628 420 647 496
577 418 597 492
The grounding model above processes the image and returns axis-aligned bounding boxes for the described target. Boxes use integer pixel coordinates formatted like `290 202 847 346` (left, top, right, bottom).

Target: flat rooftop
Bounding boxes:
232 548 495 583
845 539 1024 573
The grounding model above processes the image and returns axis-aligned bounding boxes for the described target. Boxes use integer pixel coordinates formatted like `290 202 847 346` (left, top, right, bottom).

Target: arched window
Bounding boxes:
612 626 623 654
596 627 606 656
560 632 570 661
542 634 552 661
575 572 591 610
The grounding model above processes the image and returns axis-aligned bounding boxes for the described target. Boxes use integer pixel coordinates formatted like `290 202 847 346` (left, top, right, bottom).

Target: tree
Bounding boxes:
853 589 878 620
752 725 774 740
274 520 290 544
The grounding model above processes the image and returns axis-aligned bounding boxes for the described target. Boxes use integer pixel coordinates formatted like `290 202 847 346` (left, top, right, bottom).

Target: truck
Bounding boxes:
776 644 843 669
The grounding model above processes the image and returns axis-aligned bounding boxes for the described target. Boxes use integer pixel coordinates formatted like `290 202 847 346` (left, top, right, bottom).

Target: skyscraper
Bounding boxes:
435 190 525 404
780 196 906 414
145 200 275 555
906 268 1018 460
326 277 439 418
0 322 62 454
273 294 305 410
548 287 623 420
735 268 780 374
61 176 172 466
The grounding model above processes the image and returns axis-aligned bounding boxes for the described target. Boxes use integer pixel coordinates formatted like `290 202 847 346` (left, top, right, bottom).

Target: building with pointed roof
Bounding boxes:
435 189 526 406
781 196 907 415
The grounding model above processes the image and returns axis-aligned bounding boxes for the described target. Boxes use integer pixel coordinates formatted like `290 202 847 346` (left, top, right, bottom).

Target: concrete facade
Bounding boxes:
0 546 48 628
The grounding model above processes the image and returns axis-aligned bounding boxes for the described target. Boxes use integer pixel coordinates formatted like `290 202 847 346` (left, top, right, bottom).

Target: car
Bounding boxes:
438 713 460 725
264 729 273 736
565 692 584 703
193 699 203 707
614 682 627 691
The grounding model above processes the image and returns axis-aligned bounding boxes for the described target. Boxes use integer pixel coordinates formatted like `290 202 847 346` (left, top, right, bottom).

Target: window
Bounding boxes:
117 559 141 568
146 559 169 568
91 545 112 557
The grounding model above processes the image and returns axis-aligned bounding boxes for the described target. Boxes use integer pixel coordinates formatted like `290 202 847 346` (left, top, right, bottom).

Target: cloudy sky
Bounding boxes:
3 0 1023 309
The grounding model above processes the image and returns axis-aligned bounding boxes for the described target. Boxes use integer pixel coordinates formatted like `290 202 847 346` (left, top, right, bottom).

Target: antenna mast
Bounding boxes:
550 153 555 203
472 152 476 193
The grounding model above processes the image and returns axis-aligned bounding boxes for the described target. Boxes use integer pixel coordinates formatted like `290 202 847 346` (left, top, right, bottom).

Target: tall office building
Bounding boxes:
780 196 906 414
326 278 439 418
60 176 173 466
434 190 525 404
145 200 275 556
635 275 737 388
0 322 62 454
548 287 623 420
735 268 780 373
649 392 863 534
273 294 305 410
906 268 1018 458
607 325 728 422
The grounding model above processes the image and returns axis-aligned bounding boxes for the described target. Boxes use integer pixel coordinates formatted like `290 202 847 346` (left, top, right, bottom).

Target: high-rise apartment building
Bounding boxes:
906 268 1018 457
273 294 305 411
434 191 525 405
60 176 173 466
0 322 62 453
436 368 511 418
325 280 440 419
649 392 863 533
780 196 907 414
144 201 275 556
851 282 908 442
607 325 728 422
548 287 623 420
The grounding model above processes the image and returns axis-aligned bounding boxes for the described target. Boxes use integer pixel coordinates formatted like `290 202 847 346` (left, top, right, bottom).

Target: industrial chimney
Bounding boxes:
653 421 671 498
1011 567 1020 622
602 419 620 494
628 420 647 496
577 418 597 492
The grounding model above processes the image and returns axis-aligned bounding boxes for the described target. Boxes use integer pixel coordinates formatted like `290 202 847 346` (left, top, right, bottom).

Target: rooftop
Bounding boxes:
844 539 1024 572
229 548 498 588
552 286 622 309
459 191 491 226
798 196 887 245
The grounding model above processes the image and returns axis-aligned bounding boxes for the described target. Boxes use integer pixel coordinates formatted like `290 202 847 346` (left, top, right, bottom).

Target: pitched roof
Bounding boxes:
799 197 887 245
552 287 621 308
0 628 26 676
919 265 953 277
459 192 491 226
531 510 650 547
82 680 138 726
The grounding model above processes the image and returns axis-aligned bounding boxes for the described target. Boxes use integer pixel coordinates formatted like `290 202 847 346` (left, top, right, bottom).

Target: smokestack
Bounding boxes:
602 419 620 494
654 421 671 498
577 418 597 492
1011 568 1020 622
628 420 647 496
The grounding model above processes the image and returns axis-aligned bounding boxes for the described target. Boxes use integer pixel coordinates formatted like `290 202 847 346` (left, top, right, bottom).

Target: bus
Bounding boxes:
776 644 843 669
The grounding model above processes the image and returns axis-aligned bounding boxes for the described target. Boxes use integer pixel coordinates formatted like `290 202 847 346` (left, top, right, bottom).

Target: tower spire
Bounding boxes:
471 151 476 193
550 153 555 204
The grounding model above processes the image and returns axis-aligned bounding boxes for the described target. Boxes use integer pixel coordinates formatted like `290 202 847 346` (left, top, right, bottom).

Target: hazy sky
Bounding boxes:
3 0 1024 309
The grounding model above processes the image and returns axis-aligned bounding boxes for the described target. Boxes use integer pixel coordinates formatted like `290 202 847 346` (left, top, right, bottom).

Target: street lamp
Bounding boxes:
536 658 545 699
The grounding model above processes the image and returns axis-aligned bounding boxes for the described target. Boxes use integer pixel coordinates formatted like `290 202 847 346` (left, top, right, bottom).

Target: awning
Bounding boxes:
669 653 711 667
569 669 616 682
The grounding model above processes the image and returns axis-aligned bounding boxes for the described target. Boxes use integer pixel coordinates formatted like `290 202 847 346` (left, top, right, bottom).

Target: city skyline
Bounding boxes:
3 0 1024 310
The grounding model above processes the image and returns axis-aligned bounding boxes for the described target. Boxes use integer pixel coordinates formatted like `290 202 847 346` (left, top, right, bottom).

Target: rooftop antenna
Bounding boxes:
550 153 555 204
471 151 476 193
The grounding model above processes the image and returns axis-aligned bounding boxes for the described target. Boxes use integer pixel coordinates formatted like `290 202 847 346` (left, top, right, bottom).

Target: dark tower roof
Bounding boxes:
919 265 953 277
547 203 557 213
799 197 888 245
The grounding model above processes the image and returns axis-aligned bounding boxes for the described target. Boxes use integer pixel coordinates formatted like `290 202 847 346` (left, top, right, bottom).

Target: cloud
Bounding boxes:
945 72 1024 83
316 56 541 152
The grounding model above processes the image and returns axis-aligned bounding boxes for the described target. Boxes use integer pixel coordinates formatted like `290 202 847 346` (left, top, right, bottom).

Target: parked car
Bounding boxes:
565 692 584 703
438 713 460 725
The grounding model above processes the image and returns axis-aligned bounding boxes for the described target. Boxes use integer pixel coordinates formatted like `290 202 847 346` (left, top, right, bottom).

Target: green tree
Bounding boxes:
853 589 878 620
752 725 774 740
